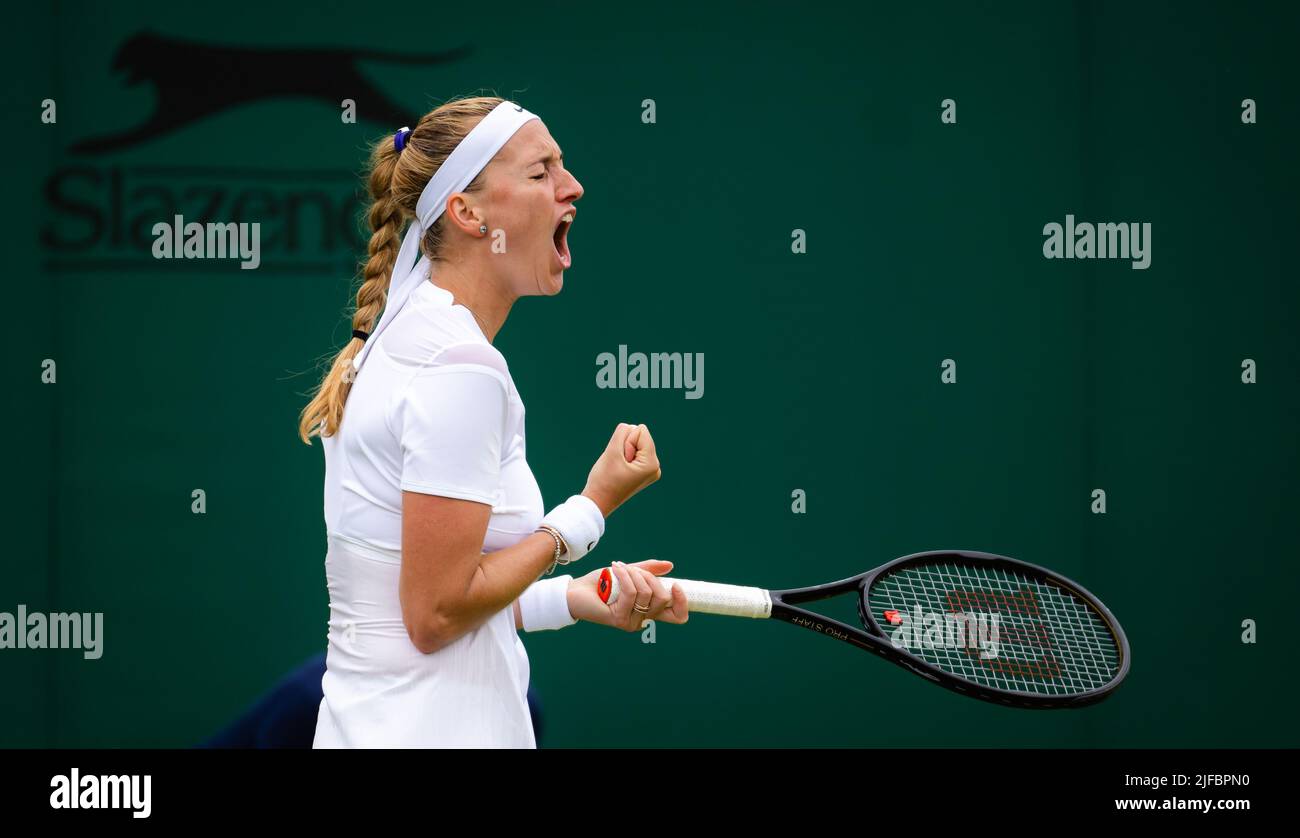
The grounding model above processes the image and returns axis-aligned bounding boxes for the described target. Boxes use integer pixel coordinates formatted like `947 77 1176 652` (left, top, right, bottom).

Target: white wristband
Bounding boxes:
518 575 577 632
540 494 605 563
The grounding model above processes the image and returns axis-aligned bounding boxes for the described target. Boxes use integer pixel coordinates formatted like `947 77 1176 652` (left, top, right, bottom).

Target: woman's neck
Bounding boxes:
430 259 516 343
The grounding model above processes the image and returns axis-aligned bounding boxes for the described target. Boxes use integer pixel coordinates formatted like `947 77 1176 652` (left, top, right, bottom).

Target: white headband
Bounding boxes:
352 100 540 371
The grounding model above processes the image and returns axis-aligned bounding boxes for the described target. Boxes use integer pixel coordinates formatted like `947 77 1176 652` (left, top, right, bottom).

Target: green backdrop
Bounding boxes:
3 0 1296 747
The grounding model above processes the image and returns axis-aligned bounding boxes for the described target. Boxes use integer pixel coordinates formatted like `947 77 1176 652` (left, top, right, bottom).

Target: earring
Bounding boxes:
478 223 488 234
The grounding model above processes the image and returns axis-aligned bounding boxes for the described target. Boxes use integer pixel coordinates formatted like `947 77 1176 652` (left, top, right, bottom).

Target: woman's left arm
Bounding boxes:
510 559 689 632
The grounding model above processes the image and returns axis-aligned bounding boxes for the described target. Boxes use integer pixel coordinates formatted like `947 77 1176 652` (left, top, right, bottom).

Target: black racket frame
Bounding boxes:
766 549 1131 709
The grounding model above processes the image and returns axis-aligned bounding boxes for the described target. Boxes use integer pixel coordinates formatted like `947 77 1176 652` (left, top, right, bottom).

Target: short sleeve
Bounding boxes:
392 362 510 505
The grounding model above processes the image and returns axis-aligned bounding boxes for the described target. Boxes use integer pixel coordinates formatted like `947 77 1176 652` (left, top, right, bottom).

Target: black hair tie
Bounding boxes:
352 329 370 342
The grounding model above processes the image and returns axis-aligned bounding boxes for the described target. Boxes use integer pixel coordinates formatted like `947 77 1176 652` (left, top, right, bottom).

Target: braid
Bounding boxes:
297 141 405 442
351 163 406 339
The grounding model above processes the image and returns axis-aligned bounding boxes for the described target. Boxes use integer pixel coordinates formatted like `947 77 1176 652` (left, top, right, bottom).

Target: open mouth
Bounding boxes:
552 213 573 269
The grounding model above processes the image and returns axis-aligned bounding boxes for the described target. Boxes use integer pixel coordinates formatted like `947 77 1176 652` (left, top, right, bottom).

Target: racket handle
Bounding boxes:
597 567 772 619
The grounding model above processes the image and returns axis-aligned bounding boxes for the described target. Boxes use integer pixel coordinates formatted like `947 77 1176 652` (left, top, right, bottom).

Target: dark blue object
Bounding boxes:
202 653 545 748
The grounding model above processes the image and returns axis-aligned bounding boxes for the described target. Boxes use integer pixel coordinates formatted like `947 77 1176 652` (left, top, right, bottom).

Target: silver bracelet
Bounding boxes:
536 525 568 575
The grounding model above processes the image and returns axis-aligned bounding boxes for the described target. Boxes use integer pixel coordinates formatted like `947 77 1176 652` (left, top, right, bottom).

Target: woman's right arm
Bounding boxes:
400 422 662 654
400 495 562 653
577 423 662 517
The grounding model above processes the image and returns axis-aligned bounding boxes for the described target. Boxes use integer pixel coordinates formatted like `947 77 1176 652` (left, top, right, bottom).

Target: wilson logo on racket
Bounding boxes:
947 588 1063 680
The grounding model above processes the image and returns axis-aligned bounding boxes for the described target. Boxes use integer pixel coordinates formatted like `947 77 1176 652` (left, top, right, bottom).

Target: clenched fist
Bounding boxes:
581 423 661 517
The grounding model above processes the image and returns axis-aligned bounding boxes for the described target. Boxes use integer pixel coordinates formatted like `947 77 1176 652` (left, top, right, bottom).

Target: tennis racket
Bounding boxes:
598 550 1129 709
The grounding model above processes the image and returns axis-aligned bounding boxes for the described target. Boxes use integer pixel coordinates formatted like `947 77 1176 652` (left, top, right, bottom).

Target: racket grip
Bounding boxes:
597 568 772 619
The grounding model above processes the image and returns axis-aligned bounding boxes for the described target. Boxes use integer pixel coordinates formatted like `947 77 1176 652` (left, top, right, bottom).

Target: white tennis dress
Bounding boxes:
313 278 558 748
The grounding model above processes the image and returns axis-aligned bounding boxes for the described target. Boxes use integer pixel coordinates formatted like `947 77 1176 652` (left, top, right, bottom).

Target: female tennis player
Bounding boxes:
298 96 687 747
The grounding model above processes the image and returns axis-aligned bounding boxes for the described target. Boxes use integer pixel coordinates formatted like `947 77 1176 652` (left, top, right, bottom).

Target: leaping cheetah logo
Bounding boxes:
71 31 471 154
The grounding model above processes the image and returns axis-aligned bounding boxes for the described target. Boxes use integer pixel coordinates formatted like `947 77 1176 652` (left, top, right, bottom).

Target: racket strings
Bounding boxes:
866 563 1121 697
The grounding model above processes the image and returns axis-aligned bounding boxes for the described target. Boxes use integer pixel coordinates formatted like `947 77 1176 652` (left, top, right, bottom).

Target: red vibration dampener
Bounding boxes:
597 567 619 605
